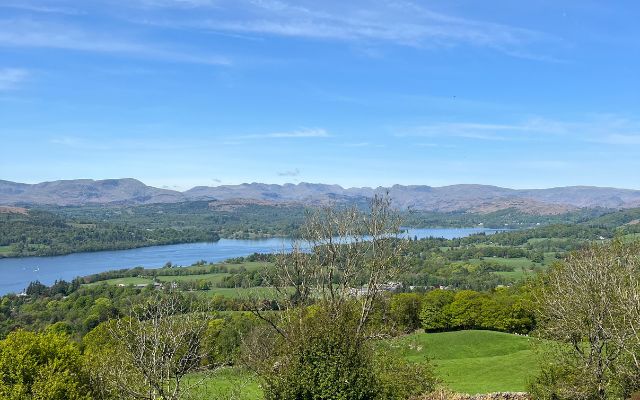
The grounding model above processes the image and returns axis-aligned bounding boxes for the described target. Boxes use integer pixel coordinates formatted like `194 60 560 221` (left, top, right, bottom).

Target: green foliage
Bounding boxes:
446 290 486 329
254 304 436 400
389 292 423 332
0 208 220 257
187 368 262 400
0 329 92 399
83 293 215 400
404 208 608 229
419 288 534 334
531 240 640 399
372 351 436 400
3 200 308 257
260 307 377 400
204 312 259 365
49 201 308 240
420 289 455 331
0 284 153 339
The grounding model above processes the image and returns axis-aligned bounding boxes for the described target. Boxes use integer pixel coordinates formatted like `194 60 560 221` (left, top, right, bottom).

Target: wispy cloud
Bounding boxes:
593 134 640 145
241 128 330 139
0 19 231 65
50 136 111 150
131 0 558 60
398 115 640 145
396 122 536 141
0 2 83 15
135 0 220 8
2 1 559 62
342 142 370 147
277 168 300 177
0 68 29 91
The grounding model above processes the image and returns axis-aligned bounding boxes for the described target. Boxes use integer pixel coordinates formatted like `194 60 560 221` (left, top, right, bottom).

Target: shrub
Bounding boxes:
249 303 437 400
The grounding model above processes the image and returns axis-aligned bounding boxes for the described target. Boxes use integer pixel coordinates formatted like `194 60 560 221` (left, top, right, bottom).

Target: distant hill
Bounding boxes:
2 178 640 214
0 178 183 206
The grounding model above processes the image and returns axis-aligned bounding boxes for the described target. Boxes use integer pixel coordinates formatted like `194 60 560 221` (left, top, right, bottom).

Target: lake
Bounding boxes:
0 227 502 295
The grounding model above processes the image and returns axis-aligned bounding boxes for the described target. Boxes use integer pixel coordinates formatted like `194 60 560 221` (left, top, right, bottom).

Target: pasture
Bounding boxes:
385 330 539 394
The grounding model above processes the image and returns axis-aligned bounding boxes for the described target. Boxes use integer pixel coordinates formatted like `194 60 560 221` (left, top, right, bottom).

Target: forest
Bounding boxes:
3 200 640 258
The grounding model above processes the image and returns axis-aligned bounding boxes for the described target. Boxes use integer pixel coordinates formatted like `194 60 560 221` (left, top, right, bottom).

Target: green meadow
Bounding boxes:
188 330 540 398
386 330 539 394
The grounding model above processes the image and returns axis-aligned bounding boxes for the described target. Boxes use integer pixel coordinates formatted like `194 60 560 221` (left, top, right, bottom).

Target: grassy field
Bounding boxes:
204 286 283 299
386 330 539 394
84 261 272 290
623 232 640 242
189 330 539 398
188 368 262 399
86 277 154 286
0 245 12 255
155 272 231 283
464 255 556 282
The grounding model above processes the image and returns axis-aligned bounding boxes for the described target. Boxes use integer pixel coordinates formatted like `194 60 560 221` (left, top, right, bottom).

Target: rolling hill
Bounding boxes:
2 178 640 214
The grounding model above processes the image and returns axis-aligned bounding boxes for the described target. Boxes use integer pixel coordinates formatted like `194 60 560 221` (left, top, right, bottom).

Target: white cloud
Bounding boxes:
1 1 559 62
241 128 330 139
0 19 231 65
135 0 557 60
397 115 640 145
0 2 82 15
342 142 370 147
49 136 111 150
594 134 640 145
396 122 531 141
0 68 29 91
277 168 300 177
136 0 219 8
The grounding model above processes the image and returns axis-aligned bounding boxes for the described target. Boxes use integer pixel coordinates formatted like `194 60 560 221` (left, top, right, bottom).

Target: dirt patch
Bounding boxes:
0 206 28 215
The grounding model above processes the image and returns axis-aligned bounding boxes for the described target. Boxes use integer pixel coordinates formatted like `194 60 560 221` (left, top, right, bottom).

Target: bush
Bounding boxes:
373 351 436 400
249 303 437 400
260 306 377 400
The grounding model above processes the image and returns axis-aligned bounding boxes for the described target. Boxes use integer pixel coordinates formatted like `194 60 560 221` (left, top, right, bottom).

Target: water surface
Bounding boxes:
0 227 501 295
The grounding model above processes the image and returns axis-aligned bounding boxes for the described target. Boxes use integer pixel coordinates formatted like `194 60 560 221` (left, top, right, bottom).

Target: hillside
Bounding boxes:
2 178 640 213
0 178 183 206
387 330 539 394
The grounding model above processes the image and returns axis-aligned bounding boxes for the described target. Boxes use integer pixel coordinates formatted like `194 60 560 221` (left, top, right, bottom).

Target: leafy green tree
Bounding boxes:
84 293 214 400
0 329 92 400
247 304 434 400
446 290 488 330
256 306 378 400
389 292 423 332
83 297 118 332
246 196 436 399
532 240 640 399
420 289 455 332
204 312 259 365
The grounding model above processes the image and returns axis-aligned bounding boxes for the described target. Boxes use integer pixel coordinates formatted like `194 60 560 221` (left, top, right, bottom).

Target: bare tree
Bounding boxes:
255 194 407 337
535 239 640 399
88 292 214 400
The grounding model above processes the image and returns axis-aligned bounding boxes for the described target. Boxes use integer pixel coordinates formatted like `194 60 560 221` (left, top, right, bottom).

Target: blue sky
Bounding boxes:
1 0 639 190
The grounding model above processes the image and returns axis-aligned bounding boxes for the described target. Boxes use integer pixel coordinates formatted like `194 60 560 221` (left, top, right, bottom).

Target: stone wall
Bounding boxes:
418 390 530 400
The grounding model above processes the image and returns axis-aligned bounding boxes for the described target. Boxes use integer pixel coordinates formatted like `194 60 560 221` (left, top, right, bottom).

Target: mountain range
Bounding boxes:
2 178 640 214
